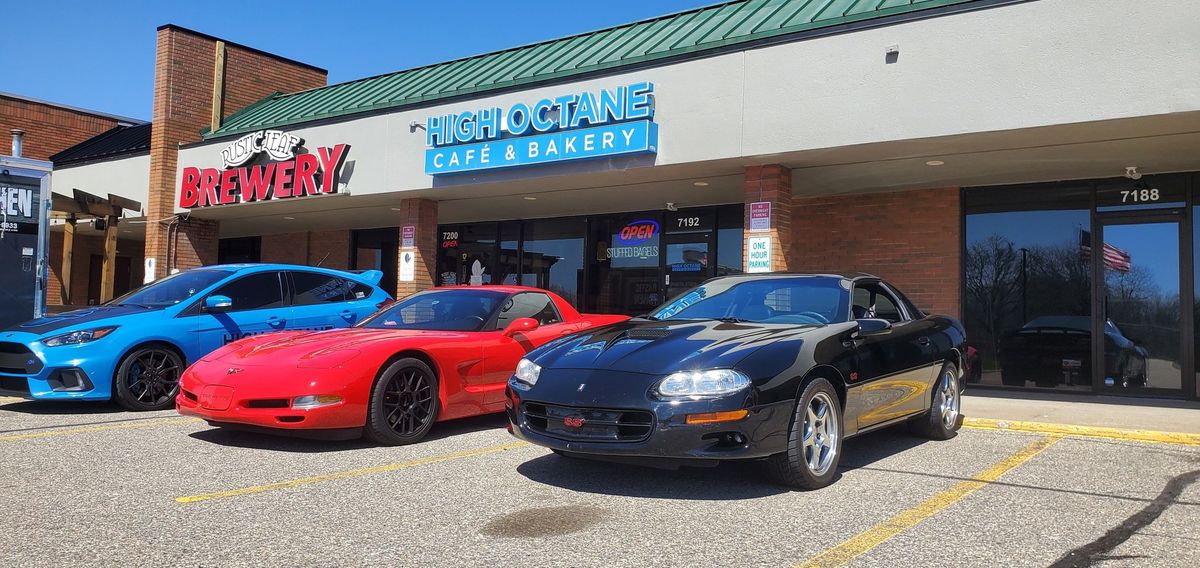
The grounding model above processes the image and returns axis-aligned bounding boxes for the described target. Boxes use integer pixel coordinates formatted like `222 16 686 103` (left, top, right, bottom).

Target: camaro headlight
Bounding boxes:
656 369 751 398
41 326 118 347
512 358 542 390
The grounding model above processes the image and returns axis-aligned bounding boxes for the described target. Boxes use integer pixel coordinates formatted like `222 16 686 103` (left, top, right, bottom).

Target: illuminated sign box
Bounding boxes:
425 120 657 175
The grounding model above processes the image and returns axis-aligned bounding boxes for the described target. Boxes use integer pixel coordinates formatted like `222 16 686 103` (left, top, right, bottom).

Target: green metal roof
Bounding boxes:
206 0 983 139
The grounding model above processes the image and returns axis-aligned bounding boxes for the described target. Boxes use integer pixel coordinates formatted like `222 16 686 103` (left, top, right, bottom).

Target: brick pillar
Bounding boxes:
396 198 439 298
144 25 327 278
743 165 793 273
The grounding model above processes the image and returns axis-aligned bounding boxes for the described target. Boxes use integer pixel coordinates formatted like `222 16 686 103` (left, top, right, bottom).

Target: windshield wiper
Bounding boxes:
114 303 151 309
716 316 747 323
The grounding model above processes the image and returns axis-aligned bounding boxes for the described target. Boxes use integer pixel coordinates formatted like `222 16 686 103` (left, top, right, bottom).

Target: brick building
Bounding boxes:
50 0 1200 401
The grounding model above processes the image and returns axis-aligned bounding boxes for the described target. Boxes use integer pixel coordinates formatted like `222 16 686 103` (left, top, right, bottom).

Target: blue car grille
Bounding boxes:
522 402 654 443
0 342 42 375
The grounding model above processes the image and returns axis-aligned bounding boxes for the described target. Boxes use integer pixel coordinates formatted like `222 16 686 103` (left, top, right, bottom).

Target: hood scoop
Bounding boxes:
622 327 672 340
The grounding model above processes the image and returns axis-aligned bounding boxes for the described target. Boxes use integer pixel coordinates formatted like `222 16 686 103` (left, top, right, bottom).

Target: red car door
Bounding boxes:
481 292 577 405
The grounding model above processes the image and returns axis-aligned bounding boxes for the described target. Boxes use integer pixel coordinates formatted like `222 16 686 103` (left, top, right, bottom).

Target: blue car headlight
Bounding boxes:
655 369 750 398
41 326 119 347
511 358 542 390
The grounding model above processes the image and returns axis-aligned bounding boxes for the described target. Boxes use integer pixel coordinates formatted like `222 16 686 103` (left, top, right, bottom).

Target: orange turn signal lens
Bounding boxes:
685 409 749 424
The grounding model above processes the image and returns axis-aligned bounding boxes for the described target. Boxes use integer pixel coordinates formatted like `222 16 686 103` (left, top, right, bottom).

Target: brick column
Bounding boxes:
396 198 439 298
743 165 793 273
143 25 327 278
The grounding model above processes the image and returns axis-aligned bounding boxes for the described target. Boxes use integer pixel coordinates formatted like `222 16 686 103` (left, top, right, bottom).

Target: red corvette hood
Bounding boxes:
214 328 469 366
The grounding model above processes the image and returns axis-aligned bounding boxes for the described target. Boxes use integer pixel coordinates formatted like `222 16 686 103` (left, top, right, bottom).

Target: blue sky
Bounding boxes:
3 0 713 121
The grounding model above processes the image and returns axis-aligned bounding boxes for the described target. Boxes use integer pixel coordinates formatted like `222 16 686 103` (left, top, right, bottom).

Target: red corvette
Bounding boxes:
177 286 627 444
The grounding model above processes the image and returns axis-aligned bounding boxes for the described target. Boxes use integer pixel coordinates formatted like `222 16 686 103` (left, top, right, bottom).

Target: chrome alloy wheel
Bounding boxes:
803 392 839 476
934 369 960 429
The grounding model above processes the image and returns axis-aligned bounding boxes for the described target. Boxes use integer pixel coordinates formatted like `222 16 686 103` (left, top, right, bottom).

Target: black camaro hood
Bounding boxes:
533 318 824 375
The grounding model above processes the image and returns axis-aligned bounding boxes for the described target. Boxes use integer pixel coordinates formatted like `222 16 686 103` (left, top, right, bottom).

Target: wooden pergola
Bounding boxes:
51 189 142 303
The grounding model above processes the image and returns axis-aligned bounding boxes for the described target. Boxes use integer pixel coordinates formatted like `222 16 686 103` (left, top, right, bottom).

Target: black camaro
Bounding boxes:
505 273 967 489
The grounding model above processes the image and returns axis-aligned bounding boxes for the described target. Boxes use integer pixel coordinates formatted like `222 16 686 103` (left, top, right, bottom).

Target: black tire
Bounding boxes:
113 344 185 411
910 362 962 440
364 358 439 445
765 378 843 490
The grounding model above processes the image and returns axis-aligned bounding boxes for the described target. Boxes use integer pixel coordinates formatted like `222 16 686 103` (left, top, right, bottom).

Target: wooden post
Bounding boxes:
61 216 76 305
100 216 119 303
211 41 226 132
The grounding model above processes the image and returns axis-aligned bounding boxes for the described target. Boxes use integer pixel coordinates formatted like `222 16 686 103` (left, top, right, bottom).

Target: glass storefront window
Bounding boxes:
497 223 521 285
520 219 584 307
439 223 497 286
964 184 1092 391
590 214 663 314
717 204 745 276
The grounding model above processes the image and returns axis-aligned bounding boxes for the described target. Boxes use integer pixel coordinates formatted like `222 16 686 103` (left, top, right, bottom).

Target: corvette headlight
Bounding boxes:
41 326 118 347
656 369 751 398
512 358 542 390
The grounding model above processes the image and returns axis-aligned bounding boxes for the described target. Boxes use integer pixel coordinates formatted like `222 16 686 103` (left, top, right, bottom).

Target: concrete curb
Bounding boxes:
964 417 1200 447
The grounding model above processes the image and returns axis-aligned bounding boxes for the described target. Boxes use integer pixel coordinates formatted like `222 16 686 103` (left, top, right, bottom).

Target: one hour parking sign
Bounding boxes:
747 236 771 273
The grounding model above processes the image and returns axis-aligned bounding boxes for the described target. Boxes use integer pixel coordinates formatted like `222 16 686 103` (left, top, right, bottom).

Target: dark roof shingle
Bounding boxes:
50 123 152 166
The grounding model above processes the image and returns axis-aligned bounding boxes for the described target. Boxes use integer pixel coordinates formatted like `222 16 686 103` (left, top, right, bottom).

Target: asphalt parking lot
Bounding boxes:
2 396 1198 568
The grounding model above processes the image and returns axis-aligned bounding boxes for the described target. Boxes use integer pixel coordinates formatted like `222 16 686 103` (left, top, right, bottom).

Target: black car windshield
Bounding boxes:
357 289 508 331
108 269 233 309
650 277 850 325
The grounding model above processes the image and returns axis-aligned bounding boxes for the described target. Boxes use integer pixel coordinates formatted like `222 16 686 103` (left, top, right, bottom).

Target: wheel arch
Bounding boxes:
112 339 189 385
797 364 847 409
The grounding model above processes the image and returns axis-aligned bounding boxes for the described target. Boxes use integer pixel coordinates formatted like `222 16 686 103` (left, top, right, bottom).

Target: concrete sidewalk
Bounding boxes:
964 389 1200 434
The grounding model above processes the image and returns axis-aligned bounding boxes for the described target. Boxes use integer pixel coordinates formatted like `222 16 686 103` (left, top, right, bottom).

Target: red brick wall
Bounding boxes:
259 230 350 269
396 199 439 299
0 94 125 161
790 187 961 317
744 165 793 272
144 26 326 278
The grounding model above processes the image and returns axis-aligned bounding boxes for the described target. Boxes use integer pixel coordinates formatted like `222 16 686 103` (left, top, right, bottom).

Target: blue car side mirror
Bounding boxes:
205 295 233 311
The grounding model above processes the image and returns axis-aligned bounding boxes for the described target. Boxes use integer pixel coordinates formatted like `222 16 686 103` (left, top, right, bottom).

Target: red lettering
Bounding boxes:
274 160 295 198
219 168 239 204
179 167 201 208
317 144 349 193
294 153 320 196
242 164 275 202
199 169 220 207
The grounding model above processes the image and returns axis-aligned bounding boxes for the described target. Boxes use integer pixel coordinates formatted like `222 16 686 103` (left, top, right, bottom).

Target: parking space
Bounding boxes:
2 396 1198 567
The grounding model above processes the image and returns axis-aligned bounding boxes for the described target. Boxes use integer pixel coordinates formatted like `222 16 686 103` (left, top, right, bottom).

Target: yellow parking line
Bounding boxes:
0 417 202 441
796 435 1061 568
176 440 531 503
964 417 1200 447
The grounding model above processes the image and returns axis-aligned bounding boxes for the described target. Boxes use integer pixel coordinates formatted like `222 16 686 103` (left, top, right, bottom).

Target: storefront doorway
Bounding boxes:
1094 214 1191 397
438 204 743 316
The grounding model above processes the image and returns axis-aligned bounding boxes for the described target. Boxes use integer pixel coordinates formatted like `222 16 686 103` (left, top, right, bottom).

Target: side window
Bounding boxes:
347 282 374 301
291 271 351 305
852 284 907 323
211 272 284 311
495 293 562 328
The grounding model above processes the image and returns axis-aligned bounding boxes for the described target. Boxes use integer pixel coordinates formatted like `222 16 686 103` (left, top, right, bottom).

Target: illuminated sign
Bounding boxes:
617 219 659 245
424 82 658 175
179 130 350 209
608 219 659 261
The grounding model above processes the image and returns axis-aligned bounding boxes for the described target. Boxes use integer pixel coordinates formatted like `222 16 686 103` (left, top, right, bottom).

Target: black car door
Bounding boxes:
850 282 937 429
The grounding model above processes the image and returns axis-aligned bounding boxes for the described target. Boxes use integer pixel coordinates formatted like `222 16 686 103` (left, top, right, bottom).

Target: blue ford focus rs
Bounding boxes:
0 264 392 410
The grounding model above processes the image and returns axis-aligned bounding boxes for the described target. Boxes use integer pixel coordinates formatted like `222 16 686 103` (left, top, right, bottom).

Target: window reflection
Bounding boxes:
521 220 584 307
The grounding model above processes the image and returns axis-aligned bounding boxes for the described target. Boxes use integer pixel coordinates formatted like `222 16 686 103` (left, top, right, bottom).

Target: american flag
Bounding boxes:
1080 229 1131 272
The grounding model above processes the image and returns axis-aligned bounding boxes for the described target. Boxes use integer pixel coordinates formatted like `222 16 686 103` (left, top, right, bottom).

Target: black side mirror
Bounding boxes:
855 318 892 337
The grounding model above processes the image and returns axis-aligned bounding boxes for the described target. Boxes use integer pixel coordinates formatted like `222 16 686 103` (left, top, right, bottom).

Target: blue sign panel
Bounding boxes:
425 120 658 175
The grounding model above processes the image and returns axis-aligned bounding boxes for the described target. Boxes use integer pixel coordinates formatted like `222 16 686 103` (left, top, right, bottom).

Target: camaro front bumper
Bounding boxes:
176 362 367 433
505 371 793 463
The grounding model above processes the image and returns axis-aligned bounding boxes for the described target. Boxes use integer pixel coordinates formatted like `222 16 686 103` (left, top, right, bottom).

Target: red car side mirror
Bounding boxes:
503 317 540 337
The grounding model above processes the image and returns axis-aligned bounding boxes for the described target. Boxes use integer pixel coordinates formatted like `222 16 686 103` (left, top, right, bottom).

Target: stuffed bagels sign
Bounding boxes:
179 130 350 208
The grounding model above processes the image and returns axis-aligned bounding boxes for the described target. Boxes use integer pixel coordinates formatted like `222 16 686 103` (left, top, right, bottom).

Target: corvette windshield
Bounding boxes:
358 290 508 331
650 277 850 325
108 269 233 309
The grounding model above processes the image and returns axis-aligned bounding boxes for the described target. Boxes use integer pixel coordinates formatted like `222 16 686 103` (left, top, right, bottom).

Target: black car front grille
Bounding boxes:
0 342 42 375
523 402 654 443
0 376 30 395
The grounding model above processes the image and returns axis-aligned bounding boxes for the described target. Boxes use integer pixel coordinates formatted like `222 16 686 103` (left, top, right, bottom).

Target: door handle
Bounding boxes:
268 317 286 328
341 310 354 319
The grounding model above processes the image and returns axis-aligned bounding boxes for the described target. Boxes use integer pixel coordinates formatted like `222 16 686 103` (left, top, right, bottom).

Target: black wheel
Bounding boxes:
765 378 843 490
113 345 184 411
364 358 438 445
911 362 962 440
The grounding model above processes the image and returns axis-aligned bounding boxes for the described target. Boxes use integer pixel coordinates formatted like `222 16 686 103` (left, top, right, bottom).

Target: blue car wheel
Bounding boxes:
113 345 184 411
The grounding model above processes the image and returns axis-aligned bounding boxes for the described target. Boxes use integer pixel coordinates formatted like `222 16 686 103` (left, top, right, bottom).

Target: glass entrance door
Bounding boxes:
662 210 716 299
1095 218 1187 394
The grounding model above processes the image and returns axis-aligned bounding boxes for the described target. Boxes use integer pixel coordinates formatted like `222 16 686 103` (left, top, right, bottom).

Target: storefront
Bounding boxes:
44 1 1200 400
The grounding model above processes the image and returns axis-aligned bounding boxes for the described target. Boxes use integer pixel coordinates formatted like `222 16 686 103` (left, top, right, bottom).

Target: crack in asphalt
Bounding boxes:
1047 469 1200 568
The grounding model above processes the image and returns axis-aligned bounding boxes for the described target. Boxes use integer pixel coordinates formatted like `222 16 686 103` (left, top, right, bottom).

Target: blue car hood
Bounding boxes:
7 305 162 337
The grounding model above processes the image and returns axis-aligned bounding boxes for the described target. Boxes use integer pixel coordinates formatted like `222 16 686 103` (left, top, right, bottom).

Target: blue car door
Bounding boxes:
192 271 288 356
286 270 365 331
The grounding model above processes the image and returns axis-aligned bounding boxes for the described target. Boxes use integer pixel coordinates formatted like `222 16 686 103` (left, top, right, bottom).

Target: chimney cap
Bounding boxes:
10 128 24 135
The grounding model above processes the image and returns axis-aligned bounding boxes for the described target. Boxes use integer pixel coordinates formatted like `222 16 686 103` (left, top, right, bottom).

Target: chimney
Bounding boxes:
10 129 24 157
